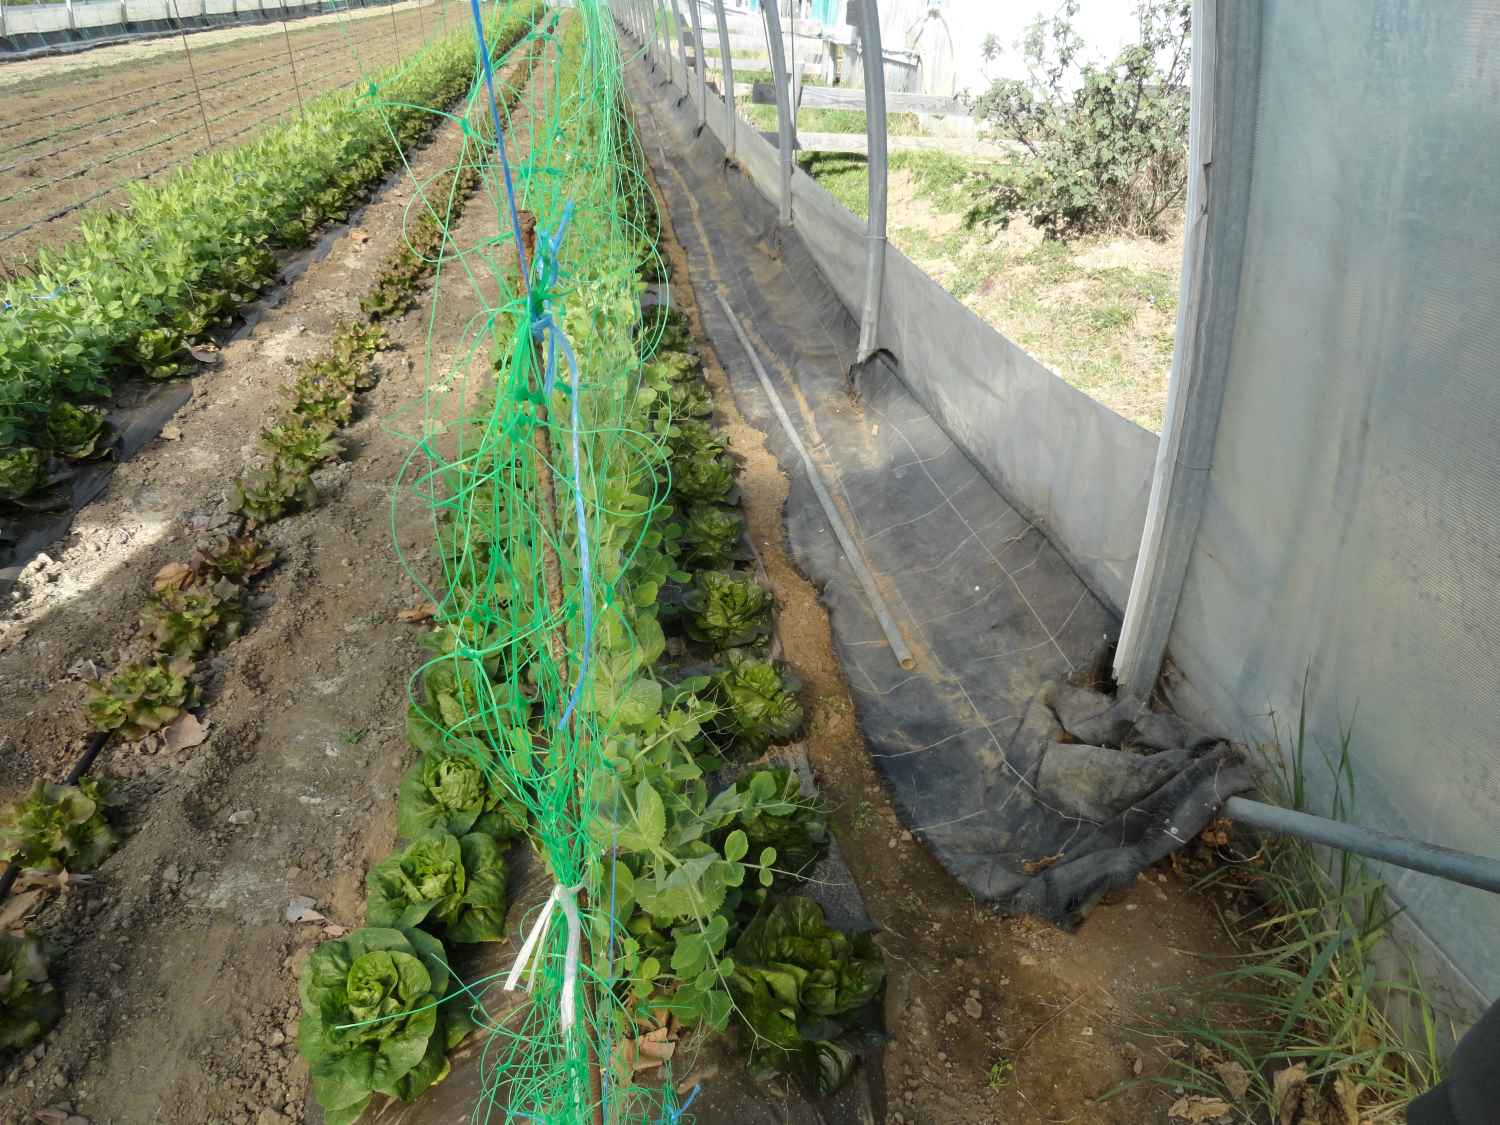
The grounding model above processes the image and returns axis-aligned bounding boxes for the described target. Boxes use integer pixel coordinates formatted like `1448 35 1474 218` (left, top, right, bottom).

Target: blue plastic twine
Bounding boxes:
466 0 530 287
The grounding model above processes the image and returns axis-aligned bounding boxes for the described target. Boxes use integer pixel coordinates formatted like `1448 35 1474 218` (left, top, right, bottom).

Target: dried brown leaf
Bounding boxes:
398 603 437 623
1168 1095 1232 1122
1273 1063 1309 1125
152 561 195 592
1213 1058 1252 1101
0 889 44 931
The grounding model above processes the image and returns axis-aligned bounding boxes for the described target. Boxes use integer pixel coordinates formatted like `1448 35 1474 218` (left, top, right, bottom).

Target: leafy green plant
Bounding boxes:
677 503 749 570
289 365 357 427
669 420 735 503
709 656 805 753
260 416 344 465
971 0 1190 238
139 576 245 659
130 326 188 379
365 831 509 944
297 926 472 1125
231 457 316 526
684 571 774 649
396 751 527 841
85 657 193 738
44 402 109 460
0 778 120 874
0 931 62 1052
718 769 828 882
728 896 886 1096
0 447 43 502
192 532 275 583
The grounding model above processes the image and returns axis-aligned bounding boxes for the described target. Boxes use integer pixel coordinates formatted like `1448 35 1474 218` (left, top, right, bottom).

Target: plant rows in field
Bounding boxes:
0 6 543 1070
0 3 539 508
292 12 886 1120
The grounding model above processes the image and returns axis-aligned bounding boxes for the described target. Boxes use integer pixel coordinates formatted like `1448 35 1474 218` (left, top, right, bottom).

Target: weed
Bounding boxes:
340 727 367 747
987 1056 1015 1091
1117 712 1442 1121
852 799 875 831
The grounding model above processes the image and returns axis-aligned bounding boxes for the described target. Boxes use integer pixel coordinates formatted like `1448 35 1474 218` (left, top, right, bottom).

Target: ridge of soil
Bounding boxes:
0 49 541 1124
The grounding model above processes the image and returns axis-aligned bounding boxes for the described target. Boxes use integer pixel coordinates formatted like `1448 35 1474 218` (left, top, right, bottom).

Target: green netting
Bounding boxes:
381 4 685 1121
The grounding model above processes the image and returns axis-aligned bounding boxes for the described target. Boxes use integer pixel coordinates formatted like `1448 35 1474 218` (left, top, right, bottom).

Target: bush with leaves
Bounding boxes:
0 778 120 874
728 896 886 1095
297 926 472 1125
971 0 1190 239
85 657 193 738
365 831 509 944
0 931 62 1052
718 768 828 883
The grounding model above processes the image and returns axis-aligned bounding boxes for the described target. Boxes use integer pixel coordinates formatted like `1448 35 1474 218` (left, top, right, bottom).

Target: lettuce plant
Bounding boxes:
139 576 245 659
193 532 275 583
729 896 886 1096
298 926 471 1125
396 752 526 842
85 657 193 738
710 656 805 753
0 931 62 1051
0 448 43 502
231 457 316 526
0 778 120 874
260 416 344 465
684 571 774 649
365 831 509 944
44 402 109 460
678 504 749 571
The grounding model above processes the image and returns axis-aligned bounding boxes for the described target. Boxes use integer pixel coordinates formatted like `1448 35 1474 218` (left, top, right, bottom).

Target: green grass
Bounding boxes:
796 149 1178 430
1112 718 1443 1123
741 103 923 136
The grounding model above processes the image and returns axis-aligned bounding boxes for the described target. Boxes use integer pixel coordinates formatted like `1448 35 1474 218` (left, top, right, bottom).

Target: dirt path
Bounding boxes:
0 0 455 264
640 110 1242 1125
0 48 540 1123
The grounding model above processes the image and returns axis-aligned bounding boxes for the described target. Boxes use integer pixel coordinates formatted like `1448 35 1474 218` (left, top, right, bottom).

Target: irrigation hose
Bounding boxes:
0 729 114 903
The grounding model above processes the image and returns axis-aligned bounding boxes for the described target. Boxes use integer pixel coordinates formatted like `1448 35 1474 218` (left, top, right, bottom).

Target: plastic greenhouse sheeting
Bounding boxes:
1162 0 1500 1003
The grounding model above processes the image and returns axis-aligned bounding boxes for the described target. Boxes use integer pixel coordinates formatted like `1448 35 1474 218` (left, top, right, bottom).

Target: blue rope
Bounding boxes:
465 0 530 288
663 1084 701 1123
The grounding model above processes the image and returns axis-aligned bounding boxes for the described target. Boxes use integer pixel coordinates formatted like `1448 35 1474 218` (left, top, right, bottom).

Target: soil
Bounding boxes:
0 0 454 267
0 45 541 1124
645 135 1244 1125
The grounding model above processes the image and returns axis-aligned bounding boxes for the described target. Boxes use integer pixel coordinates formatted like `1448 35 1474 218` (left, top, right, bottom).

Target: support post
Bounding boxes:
761 0 795 224
65 0 76 31
1113 0 1259 697
855 0 887 362
669 0 690 94
2 1 10 40
685 0 707 129
656 0 674 82
710 0 734 156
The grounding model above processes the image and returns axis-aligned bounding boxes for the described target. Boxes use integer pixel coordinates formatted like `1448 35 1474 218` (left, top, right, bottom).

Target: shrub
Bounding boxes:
971 0 1191 239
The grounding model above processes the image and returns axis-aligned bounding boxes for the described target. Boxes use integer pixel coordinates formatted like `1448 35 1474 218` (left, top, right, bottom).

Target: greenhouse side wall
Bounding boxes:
1163 0 1500 1004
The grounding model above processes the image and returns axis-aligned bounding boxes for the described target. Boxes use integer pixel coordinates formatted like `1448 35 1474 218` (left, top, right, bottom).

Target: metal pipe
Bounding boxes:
710 0 734 157
855 0 887 362
715 293 915 670
1223 796 1500 896
685 0 707 129
760 0 795 224
656 0 673 82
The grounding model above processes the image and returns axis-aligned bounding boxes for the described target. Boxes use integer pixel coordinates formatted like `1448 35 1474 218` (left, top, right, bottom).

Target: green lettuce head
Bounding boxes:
729 896 886 1096
365 831 508 944
0 447 43 502
711 656 805 753
1 931 62 1051
0 777 120 874
685 571 774 650
298 927 470 1125
396 751 527 842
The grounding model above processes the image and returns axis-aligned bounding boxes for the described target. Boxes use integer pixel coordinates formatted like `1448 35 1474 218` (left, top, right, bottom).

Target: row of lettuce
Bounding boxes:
293 10 885 1123
0 3 539 507
0 4 544 1069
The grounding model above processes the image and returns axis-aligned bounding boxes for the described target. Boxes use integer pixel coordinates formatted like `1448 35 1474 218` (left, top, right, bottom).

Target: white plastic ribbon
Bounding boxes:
503 881 585 1035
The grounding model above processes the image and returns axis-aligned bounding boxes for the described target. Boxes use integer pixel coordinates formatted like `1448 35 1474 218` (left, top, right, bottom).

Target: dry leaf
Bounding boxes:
398 603 437 623
285 896 325 924
1213 1058 1252 1101
1023 851 1064 874
1168 1095 1232 1122
187 344 222 365
1330 1077 1359 1125
323 923 350 938
611 1025 676 1083
351 230 370 244
160 424 183 441
0 889 44 930
1272 1063 1308 1125
152 561 195 592
162 712 209 754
